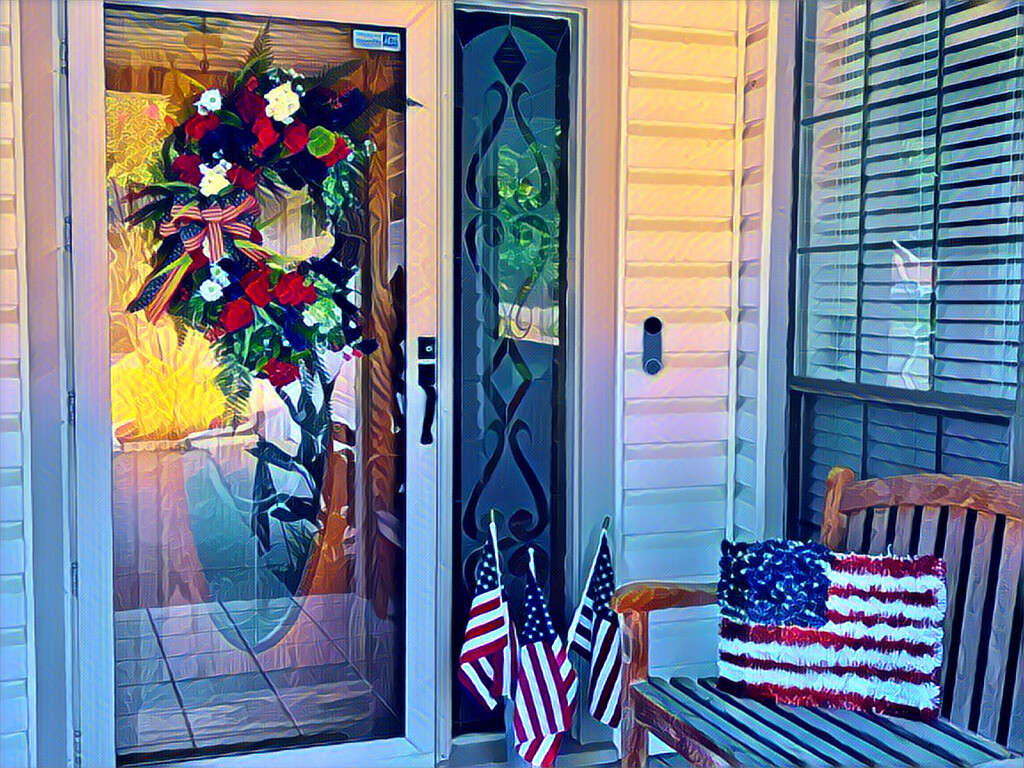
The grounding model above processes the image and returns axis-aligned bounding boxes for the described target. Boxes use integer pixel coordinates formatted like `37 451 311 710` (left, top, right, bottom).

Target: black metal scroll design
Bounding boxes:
454 11 569 730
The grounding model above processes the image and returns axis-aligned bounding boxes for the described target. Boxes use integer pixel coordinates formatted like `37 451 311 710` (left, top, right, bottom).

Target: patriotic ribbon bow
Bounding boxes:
158 194 263 262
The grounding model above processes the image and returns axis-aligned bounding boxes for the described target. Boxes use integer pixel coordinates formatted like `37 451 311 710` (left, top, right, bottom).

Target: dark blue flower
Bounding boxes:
718 538 832 627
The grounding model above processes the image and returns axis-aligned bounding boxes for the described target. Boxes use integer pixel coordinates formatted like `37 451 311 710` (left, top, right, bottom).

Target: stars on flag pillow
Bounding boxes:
716 538 947 720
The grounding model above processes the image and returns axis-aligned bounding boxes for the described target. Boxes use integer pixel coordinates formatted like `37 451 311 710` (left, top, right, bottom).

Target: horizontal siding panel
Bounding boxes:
625 229 733 263
629 71 735 95
629 167 733 187
735 498 758 534
627 120 734 140
628 181 733 218
630 0 740 31
740 177 765 217
650 606 721 677
630 23 736 47
629 37 737 77
622 529 724 581
628 84 735 124
627 215 731 235
624 397 729 445
623 486 728 535
738 226 762 264
624 274 730 310
627 133 735 170
624 308 729 354
0 470 21 523
624 352 731 399
624 440 728 490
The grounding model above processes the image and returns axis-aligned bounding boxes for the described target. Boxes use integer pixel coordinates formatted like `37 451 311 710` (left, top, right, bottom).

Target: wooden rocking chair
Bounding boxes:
610 468 1023 767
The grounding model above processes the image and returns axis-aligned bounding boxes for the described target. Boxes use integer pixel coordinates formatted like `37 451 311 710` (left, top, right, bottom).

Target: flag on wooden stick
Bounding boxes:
458 513 514 710
513 549 578 767
567 525 622 727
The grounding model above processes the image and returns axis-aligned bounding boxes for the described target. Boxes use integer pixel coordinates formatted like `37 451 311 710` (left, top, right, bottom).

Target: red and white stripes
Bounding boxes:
718 552 947 719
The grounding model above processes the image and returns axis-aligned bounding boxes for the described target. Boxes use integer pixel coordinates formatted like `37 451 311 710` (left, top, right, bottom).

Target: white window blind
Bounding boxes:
794 0 1023 399
791 0 1023 539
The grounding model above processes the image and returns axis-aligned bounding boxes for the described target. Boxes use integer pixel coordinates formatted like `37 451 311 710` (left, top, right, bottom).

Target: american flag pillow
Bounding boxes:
717 539 947 719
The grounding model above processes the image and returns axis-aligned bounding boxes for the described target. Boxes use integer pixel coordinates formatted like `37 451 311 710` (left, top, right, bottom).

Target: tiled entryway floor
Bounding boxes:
115 594 400 761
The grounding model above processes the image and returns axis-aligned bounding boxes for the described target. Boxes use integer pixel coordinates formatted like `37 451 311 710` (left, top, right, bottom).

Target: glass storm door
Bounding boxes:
452 8 573 734
67 2 443 764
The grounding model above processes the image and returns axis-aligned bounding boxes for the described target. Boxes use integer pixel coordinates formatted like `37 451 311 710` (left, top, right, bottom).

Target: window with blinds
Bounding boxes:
790 0 1023 536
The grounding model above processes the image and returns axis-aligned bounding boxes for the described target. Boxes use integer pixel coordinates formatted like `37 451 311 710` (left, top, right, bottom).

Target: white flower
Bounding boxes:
194 88 222 115
199 279 223 302
209 264 231 287
265 81 301 124
198 162 231 197
303 298 343 333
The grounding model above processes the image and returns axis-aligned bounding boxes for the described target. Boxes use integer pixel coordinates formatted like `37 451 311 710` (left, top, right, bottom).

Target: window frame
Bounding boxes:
785 0 1024 539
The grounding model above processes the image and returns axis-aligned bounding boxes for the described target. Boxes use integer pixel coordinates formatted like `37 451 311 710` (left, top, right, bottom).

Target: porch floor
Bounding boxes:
115 595 400 760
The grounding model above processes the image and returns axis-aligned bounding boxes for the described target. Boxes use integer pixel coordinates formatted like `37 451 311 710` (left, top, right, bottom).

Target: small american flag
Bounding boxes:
567 530 621 727
717 539 947 719
458 518 513 710
513 555 578 767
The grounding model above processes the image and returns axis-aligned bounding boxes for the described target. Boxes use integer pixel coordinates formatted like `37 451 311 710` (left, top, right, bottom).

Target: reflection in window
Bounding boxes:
789 1 1022 551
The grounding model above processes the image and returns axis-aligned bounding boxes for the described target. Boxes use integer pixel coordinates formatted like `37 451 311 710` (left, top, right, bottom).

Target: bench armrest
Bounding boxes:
611 580 718 765
610 581 717 615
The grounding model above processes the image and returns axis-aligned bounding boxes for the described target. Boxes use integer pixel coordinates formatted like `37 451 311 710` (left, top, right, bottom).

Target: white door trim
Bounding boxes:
65 1 450 765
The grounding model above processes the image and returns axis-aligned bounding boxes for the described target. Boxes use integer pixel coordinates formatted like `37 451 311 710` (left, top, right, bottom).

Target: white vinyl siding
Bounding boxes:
619 0 778 682
733 0 776 543
0 2 34 765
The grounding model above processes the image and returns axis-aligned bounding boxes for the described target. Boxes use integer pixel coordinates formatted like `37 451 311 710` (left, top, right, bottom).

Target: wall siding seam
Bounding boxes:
754 2 780 540
724 0 748 543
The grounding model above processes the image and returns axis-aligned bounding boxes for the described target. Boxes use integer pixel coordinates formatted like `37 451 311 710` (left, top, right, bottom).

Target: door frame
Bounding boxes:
65 1 451 765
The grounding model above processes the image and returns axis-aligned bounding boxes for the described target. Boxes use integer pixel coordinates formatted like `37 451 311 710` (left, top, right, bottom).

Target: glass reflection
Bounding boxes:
105 7 405 759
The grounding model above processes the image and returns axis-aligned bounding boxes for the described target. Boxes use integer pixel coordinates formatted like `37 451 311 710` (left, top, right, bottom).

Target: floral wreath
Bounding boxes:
126 27 384 398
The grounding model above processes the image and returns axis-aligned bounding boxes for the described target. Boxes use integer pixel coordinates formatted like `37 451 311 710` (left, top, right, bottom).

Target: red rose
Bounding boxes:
241 267 273 307
204 325 227 342
220 298 255 332
273 272 317 306
235 87 267 124
184 113 220 142
282 122 309 154
170 153 202 185
227 165 260 192
251 114 279 158
321 136 353 168
263 358 301 388
184 250 209 275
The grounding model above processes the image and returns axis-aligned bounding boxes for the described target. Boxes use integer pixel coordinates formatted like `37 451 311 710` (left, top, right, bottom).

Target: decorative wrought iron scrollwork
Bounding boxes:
453 9 571 732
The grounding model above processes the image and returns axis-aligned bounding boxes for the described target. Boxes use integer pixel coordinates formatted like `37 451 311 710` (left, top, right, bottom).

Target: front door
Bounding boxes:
67 2 444 764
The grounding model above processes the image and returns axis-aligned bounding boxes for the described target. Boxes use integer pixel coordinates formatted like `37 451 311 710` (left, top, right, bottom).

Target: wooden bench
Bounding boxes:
610 468 1023 767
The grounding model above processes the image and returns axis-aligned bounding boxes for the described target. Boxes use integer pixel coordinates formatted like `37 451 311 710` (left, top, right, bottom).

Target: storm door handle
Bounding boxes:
418 362 437 445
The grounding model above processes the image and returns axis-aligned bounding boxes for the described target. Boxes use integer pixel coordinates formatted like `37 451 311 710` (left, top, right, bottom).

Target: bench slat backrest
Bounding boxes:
822 468 1023 753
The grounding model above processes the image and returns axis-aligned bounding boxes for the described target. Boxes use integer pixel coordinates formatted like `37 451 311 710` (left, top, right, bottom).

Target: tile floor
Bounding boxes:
114 594 400 760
